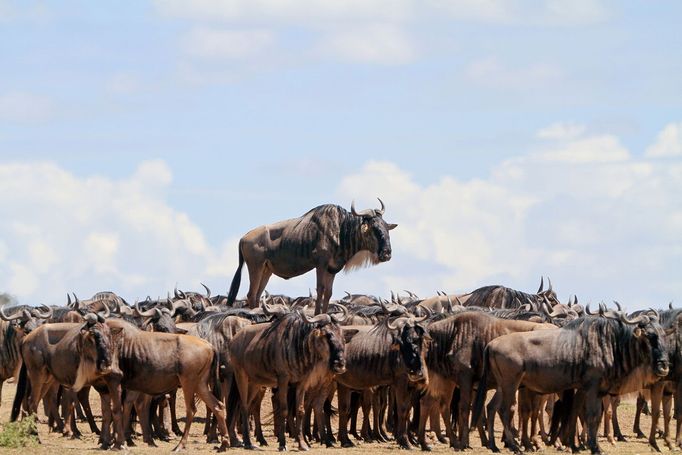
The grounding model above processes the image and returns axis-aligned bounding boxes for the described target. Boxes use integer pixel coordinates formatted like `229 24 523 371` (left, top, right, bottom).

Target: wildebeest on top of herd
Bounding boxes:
0 200 679 454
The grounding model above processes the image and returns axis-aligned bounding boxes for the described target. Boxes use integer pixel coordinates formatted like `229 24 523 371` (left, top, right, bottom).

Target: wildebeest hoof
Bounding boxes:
420 443 432 451
341 440 355 448
634 430 646 439
278 444 287 451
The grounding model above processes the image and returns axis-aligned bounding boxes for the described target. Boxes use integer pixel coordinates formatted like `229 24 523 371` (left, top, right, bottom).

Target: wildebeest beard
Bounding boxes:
338 212 389 272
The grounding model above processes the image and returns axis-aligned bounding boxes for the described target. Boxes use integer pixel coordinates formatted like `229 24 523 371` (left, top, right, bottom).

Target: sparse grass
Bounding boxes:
0 415 38 448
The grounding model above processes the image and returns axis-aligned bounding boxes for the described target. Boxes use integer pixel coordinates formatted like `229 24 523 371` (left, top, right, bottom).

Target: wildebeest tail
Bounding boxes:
11 363 28 422
549 389 574 445
226 377 241 429
470 346 489 429
210 350 222 401
227 240 245 305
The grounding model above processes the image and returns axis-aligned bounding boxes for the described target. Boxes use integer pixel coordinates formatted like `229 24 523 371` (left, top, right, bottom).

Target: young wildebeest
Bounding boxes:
226 200 397 314
229 309 348 451
336 315 431 449
418 310 556 451
473 311 670 454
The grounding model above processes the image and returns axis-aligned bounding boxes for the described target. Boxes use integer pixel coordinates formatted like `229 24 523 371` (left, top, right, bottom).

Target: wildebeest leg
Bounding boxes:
77 387 100 435
633 392 647 438
417 391 437 450
314 267 334 315
497 381 522 454
191 377 230 452
394 383 413 449
674 382 682 448
486 389 501 452
583 387 603 455
360 389 373 441
518 388 533 452
337 384 355 447
601 396 613 445
458 376 475 450
275 378 290 451
294 385 310 451
348 391 361 440
529 392 544 450
649 381 664 452
663 389 674 449
99 392 113 449
252 388 267 446
168 390 182 436
106 378 126 450
246 261 271 309
61 389 81 438
372 387 387 442
611 396 626 442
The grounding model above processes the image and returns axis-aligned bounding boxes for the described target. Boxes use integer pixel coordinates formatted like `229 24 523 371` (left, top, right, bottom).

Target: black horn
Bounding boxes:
537 277 544 294
200 282 211 298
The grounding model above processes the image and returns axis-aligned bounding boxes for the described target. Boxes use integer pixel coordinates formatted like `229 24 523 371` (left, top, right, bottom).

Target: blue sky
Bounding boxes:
1 0 680 309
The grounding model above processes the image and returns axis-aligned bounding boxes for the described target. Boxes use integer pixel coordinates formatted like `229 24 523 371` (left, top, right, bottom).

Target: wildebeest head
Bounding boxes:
301 310 348 374
388 316 431 383
74 312 119 391
134 301 178 333
625 311 670 378
0 304 52 335
351 198 397 263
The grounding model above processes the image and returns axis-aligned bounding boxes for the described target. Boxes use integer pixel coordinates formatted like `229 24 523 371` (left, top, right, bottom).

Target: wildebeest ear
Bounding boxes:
342 328 359 343
387 223 398 230
361 223 369 233
633 327 643 338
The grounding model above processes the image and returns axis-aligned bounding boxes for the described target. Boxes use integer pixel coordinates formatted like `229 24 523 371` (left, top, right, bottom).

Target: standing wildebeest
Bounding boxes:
229 309 348 450
473 312 670 454
0 304 53 405
227 200 397 314
336 316 431 449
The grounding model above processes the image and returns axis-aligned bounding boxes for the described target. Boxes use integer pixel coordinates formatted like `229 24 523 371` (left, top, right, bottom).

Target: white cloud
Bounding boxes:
319 24 415 65
466 57 563 89
0 160 237 304
428 0 608 26
335 125 682 307
537 121 586 140
645 122 682 158
154 0 412 25
0 91 53 123
182 27 274 59
534 135 630 164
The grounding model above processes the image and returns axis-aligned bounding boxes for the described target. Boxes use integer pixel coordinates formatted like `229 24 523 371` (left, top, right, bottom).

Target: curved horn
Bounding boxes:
620 312 649 325
537 277 544 294
134 301 157 318
200 283 211 298
174 286 181 300
387 316 408 331
98 302 110 320
83 313 98 326
376 197 385 216
585 303 598 316
598 302 606 316
416 304 433 318
670 301 674 310
299 310 331 325
547 277 553 293
391 291 396 303
330 304 349 323
67 293 72 308
350 200 374 217
73 293 81 310
344 291 352 300
0 305 24 321
613 301 622 312
380 298 390 313
445 295 454 312
454 295 464 306
33 304 53 320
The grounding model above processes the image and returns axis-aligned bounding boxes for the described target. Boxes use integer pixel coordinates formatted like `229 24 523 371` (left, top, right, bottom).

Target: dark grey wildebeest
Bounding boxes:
227 200 397 314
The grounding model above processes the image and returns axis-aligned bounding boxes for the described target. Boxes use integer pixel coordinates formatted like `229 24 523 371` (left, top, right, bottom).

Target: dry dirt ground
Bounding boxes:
0 381 664 454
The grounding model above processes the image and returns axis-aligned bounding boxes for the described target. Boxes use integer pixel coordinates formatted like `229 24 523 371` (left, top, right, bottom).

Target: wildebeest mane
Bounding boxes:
261 312 324 371
556 316 649 378
464 286 537 309
0 321 20 377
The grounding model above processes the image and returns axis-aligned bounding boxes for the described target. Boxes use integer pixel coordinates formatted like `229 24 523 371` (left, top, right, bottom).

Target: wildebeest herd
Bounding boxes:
0 201 679 454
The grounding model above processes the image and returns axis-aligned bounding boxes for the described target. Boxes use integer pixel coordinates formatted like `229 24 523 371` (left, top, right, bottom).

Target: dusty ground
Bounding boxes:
0 381 664 454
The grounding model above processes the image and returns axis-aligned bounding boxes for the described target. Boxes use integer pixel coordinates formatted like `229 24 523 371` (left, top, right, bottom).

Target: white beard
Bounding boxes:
72 358 97 392
344 250 380 273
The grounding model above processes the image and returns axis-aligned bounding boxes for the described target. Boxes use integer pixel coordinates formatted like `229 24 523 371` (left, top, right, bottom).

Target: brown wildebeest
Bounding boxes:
336 315 431 449
418 310 556 451
226 200 397 314
229 309 348 451
461 276 561 310
104 318 231 451
472 311 670 454
16 313 123 444
0 304 53 405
